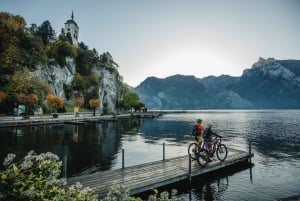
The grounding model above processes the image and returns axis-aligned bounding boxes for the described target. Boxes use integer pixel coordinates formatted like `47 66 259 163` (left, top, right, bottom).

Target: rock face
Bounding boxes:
93 67 122 114
233 58 300 108
135 58 300 109
36 57 123 113
37 58 76 100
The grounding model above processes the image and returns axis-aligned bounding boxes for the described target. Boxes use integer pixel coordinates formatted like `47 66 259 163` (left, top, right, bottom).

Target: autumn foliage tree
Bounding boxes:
73 96 84 108
46 94 64 113
89 98 100 116
7 69 46 115
15 93 39 115
0 91 7 103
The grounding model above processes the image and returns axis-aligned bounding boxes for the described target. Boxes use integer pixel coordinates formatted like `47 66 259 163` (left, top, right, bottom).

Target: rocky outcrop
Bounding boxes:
93 67 122 114
36 57 123 114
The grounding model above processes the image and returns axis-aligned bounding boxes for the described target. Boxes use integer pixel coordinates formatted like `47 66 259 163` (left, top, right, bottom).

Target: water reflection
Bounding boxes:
0 118 145 177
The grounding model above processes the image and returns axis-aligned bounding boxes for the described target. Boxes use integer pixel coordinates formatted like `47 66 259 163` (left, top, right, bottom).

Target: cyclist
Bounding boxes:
203 124 221 154
192 118 205 145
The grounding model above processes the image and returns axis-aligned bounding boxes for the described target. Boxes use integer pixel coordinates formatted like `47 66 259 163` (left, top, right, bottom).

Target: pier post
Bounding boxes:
163 142 165 161
122 149 125 169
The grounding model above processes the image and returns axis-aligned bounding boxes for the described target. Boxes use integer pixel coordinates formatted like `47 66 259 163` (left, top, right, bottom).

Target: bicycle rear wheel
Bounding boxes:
216 144 228 161
188 143 199 160
197 149 209 166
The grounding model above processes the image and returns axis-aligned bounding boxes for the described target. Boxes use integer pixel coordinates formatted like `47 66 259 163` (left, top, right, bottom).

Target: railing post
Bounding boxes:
188 154 192 184
63 154 67 178
163 142 165 161
122 149 125 169
249 140 252 164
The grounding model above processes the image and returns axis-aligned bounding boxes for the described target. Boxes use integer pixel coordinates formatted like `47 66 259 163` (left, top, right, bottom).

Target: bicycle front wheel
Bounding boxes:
197 149 209 166
188 143 198 160
216 144 228 161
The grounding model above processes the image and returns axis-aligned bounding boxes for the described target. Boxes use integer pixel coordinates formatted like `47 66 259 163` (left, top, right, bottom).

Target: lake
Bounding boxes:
0 110 299 200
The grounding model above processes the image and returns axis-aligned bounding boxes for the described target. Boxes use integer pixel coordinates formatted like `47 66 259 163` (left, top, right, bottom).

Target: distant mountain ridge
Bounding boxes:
134 58 300 109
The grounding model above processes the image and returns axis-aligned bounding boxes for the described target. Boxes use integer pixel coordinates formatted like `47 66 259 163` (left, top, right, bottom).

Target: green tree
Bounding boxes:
123 91 140 111
76 43 99 75
36 20 56 45
0 12 26 87
48 40 76 67
20 33 47 70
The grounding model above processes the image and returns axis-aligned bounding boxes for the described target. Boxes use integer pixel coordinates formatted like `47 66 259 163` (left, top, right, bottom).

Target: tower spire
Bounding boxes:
71 11 74 20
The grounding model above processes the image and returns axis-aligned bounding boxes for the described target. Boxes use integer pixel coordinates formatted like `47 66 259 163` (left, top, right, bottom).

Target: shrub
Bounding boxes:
0 151 98 201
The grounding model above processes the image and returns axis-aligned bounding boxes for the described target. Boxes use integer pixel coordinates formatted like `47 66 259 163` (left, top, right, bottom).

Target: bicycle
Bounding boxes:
197 135 228 166
188 136 203 160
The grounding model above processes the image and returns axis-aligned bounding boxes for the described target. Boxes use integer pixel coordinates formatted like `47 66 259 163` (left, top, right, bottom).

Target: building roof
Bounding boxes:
64 11 79 28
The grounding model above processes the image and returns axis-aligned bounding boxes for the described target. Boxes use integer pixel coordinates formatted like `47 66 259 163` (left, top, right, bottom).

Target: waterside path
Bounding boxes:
0 112 162 128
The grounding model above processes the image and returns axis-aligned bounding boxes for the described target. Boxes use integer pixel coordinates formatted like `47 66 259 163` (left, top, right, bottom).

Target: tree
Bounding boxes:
134 102 146 112
8 69 47 115
76 44 98 75
0 91 7 103
36 20 56 45
73 96 84 108
123 91 140 111
48 40 76 67
15 93 38 115
46 94 64 113
89 98 100 116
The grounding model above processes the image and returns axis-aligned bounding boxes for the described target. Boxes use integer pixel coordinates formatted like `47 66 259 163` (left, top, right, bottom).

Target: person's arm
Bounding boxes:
212 130 221 138
192 125 197 135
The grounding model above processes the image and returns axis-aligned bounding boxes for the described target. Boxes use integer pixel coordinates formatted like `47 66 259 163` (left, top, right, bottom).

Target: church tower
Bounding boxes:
64 11 79 45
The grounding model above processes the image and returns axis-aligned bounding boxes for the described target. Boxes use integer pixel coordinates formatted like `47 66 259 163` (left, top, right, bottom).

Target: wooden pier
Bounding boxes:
66 147 253 196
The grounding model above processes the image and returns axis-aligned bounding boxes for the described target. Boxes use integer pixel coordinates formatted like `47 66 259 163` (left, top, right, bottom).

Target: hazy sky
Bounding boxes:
1 0 300 87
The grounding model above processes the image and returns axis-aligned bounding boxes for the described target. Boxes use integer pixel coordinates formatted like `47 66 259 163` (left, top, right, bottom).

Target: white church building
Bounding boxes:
64 12 79 45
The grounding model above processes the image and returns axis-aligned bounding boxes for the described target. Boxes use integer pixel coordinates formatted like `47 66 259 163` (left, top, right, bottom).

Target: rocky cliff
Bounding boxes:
36 57 123 113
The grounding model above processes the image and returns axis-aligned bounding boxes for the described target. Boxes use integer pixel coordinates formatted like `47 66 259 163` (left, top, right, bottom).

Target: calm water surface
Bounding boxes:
0 110 299 201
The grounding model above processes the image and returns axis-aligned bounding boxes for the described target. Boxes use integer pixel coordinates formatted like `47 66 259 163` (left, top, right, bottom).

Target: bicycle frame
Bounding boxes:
207 137 221 155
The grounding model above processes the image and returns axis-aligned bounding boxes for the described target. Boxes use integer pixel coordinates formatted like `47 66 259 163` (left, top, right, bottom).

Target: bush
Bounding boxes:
0 151 98 201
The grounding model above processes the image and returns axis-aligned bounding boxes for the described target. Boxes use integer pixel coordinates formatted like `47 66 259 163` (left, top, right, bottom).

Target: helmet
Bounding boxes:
197 118 202 123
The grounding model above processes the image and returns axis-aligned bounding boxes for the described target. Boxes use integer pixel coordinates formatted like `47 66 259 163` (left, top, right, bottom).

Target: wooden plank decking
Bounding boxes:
66 148 253 196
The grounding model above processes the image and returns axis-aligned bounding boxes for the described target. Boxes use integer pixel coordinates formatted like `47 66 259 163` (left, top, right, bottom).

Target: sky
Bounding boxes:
1 0 300 87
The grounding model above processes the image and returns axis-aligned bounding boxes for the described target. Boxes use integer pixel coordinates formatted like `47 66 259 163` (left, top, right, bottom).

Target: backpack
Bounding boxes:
202 128 212 139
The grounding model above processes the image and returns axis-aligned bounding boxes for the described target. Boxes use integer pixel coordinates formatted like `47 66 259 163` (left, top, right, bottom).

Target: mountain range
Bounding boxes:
134 58 300 109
